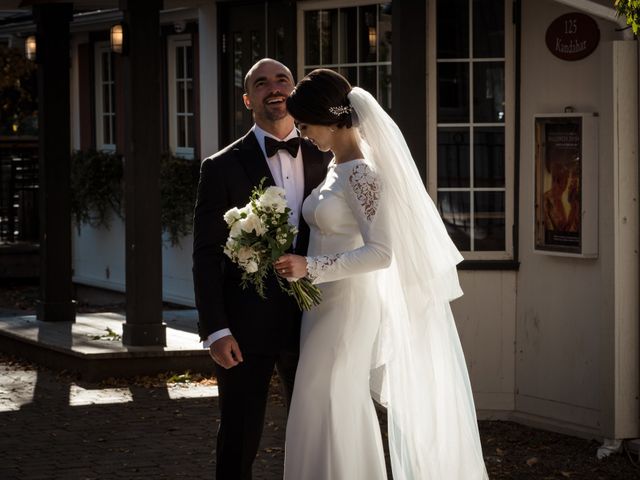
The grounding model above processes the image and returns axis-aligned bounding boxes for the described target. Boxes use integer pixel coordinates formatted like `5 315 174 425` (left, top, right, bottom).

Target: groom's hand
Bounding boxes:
210 336 244 369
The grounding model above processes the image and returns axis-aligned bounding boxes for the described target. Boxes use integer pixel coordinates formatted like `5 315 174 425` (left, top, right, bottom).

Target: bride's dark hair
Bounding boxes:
286 69 356 129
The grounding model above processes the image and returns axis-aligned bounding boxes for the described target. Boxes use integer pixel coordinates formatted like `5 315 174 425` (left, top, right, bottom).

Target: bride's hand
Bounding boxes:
274 254 307 279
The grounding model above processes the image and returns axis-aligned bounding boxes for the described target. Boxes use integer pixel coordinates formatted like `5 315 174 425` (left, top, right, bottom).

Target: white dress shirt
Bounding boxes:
204 124 304 348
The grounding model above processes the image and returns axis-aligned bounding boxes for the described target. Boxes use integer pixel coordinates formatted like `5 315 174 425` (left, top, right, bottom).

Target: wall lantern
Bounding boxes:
25 35 36 61
368 27 377 50
110 23 126 54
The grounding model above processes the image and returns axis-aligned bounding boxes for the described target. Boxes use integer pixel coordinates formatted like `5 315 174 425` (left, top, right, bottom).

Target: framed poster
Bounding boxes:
534 114 598 257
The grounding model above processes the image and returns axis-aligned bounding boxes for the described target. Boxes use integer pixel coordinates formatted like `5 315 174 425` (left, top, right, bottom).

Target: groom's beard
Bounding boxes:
262 93 289 122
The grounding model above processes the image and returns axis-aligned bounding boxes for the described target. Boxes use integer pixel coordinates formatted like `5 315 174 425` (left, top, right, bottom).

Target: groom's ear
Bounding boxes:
242 93 252 111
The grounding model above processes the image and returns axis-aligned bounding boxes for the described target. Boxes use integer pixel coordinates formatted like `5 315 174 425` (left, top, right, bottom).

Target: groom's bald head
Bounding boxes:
244 58 294 93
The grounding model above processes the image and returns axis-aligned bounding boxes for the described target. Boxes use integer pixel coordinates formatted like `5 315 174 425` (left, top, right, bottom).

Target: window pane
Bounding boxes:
320 10 338 64
473 62 505 123
378 3 392 63
250 30 263 64
101 52 109 81
305 11 320 65
103 114 111 145
359 66 376 96
438 128 470 188
186 45 194 78
274 26 285 62
437 63 469 123
188 115 195 149
232 33 244 138
474 191 505 250
186 80 194 113
233 33 243 89
178 116 186 147
176 46 184 80
473 0 504 58
438 191 471 251
102 85 110 115
177 80 185 113
359 5 377 63
437 0 469 58
338 66 357 86
339 7 358 64
378 65 392 112
474 127 505 188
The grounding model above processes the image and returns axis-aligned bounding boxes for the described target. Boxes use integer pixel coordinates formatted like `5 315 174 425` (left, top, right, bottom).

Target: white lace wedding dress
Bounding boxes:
284 158 390 480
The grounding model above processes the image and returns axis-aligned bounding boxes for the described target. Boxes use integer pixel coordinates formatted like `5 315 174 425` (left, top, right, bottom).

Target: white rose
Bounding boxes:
238 205 251 217
223 207 241 225
260 187 288 213
230 221 242 238
245 260 258 273
223 238 236 258
240 212 266 236
236 247 254 264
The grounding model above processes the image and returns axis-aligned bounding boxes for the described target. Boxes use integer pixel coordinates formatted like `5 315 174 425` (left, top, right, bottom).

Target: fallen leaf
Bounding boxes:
526 457 539 466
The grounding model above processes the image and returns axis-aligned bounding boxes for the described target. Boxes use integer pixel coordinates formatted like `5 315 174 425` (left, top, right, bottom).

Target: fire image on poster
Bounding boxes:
535 117 582 253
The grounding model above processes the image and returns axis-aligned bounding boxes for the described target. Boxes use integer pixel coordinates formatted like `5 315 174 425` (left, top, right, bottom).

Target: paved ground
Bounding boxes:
0 354 286 479
1 352 639 479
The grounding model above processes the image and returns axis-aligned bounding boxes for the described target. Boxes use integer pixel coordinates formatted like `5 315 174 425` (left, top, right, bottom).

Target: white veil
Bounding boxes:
348 87 489 480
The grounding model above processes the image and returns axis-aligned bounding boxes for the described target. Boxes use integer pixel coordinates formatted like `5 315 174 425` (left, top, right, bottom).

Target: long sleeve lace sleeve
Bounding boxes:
306 162 392 284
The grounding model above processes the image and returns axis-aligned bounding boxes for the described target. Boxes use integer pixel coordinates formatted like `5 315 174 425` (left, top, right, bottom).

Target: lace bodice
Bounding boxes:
302 159 391 284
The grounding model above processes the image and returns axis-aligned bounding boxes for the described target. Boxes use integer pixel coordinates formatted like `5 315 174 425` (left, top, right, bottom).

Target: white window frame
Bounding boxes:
94 41 116 152
427 0 515 260
168 34 195 160
297 0 392 104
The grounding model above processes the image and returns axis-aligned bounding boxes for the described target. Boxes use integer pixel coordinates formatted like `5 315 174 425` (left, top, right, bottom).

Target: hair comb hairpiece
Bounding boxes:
328 105 353 116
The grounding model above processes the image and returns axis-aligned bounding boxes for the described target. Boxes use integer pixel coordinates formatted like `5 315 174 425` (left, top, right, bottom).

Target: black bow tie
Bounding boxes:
264 136 300 158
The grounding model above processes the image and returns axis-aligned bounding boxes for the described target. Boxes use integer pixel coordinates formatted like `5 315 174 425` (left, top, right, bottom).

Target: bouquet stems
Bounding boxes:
276 270 322 311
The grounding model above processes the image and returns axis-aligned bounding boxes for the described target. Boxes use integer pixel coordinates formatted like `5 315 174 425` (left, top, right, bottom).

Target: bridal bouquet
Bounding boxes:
223 179 322 310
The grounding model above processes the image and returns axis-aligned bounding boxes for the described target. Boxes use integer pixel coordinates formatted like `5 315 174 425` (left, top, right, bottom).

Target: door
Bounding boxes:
218 0 297 147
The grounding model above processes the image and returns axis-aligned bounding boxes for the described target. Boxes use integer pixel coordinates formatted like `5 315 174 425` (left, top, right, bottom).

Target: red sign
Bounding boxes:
545 12 600 61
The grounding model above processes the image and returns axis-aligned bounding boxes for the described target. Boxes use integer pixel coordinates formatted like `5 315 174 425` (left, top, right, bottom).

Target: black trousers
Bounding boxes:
214 350 298 480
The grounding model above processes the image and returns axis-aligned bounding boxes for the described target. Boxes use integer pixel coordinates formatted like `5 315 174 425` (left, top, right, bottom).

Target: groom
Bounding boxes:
192 58 330 479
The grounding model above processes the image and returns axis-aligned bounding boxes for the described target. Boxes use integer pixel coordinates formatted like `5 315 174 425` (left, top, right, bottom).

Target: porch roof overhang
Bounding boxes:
0 0 198 36
0 0 198 35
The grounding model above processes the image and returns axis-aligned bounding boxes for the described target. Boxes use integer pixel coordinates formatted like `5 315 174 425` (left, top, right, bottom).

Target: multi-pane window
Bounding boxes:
168 35 195 159
431 0 512 257
94 42 116 151
299 1 392 111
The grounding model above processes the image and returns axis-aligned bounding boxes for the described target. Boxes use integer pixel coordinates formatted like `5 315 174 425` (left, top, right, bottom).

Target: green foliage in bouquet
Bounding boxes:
70 149 124 231
223 179 322 310
615 0 640 35
160 153 200 246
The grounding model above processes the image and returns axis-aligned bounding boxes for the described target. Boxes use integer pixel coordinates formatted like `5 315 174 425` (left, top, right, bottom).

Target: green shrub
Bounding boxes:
71 150 199 246
70 149 124 230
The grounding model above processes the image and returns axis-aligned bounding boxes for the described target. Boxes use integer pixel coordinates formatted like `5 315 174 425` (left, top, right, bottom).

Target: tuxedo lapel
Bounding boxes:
237 131 276 189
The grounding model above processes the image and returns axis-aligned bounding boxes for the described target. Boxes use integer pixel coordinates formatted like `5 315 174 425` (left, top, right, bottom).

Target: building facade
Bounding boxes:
1 0 638 442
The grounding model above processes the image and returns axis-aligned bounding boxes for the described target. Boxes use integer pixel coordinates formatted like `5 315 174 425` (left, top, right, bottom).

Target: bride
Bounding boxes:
274 69 489 480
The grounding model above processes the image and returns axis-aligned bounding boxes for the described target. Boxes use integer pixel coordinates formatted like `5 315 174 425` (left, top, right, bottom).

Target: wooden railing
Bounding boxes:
0 136 39 244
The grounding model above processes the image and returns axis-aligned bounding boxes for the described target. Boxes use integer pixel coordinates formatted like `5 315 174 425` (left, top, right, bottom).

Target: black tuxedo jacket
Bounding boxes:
192 130 331 354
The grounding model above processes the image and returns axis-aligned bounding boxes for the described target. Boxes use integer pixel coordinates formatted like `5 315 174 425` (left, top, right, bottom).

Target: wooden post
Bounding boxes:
33 3 76 322
120 0 166 346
